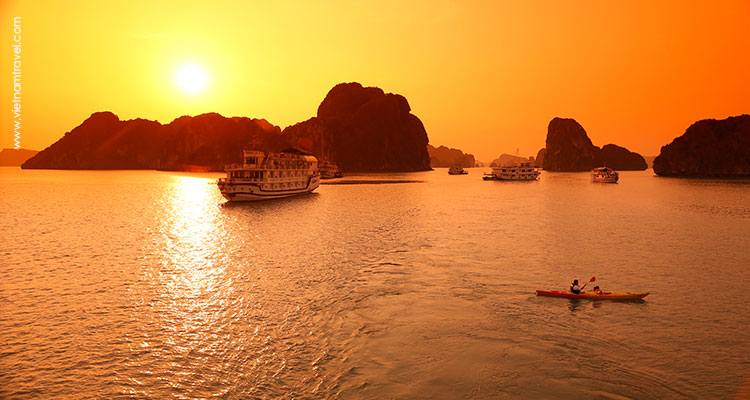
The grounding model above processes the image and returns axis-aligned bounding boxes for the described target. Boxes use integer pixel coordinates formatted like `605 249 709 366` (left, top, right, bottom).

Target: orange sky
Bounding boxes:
2 0 749 162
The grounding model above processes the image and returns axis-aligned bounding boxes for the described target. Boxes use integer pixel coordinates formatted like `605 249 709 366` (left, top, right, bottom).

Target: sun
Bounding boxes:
175 63 208 94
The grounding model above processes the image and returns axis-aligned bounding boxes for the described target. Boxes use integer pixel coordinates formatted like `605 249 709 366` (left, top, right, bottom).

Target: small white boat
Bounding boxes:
217 148 320 201
319 160 343 179
448 165 468 175
591 166 619 183
483 162 540 181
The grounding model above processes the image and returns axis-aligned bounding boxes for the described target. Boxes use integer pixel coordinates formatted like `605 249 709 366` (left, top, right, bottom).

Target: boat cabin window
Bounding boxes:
245 156 258 164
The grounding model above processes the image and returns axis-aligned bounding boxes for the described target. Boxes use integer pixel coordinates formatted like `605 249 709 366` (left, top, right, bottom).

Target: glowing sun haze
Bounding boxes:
175 64 208 94
1 0 749 162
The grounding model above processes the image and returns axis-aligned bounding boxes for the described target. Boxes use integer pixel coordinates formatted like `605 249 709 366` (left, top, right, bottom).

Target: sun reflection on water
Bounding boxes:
121 175 240 396
161 176 227 296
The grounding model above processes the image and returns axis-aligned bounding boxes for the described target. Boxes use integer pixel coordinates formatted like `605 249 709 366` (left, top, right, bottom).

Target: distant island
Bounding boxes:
427 144 476 168
22 83 431 173
643 155 657 169
0 148 38 166
490 154 535 167
654 115 750 177
537 118 647 171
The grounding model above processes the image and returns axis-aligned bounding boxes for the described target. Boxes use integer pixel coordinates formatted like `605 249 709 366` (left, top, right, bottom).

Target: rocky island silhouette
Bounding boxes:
654 115 750 177
0 148 38 166
427 144 476 168
22 83 432 173
19 84 748 177
536 118 648 171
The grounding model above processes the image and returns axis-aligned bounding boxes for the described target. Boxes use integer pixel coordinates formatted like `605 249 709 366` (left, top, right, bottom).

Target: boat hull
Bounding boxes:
219 179 320 202
483 175 539 181
592 176 619 183
536 290 648 300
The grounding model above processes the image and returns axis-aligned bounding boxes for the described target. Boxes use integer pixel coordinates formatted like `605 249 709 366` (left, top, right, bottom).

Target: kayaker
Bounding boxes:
593 286 603 294
570 279 583 294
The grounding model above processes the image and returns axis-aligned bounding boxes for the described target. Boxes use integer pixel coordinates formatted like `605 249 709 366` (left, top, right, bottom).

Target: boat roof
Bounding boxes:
279 147 314 156
242 148 318 159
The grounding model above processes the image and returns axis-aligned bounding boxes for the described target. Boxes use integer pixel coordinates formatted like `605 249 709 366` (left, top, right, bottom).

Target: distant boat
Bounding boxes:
181 164 212 173
591 166 619 183
448 165 468 175
319 160 343 179
217 149 320 201
483 162 540 181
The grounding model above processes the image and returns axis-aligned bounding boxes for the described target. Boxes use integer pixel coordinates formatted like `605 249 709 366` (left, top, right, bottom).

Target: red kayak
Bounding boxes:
536 290 649 300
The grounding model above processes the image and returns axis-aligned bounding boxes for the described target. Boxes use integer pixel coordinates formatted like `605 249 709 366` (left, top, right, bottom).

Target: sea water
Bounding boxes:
1 167 748 399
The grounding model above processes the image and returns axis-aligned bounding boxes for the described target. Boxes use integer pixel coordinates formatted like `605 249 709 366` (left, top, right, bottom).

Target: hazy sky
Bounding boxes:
2 0 749 162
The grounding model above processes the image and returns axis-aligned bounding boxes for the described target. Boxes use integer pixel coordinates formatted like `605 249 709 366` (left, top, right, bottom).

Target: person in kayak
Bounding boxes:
570 279 583 294
593 286 603 294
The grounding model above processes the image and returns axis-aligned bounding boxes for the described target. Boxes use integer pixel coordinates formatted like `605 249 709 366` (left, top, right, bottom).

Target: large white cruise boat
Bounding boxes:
483 162 540 181
217 149 320 201
591 166 619 183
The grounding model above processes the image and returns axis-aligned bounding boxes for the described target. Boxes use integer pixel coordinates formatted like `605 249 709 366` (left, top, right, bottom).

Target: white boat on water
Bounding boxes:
217 149 320 201
448 165 468 175
319 160 343 179
591 166 619 183
483 162 540 181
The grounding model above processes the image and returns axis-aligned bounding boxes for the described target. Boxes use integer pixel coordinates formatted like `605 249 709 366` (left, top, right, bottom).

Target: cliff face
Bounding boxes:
0 148 38 166
600 144 647 171
427 144 476 167
541 118 647 171
283 82 431 172
157 113 286 171
22 112 284 171
23 83 432 172
535 148 546 168
543 118 600 171
281 117 329 157
653 115 750 177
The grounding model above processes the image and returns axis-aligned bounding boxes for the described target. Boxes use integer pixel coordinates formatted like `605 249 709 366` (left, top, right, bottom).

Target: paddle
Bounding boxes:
580 276 596 290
